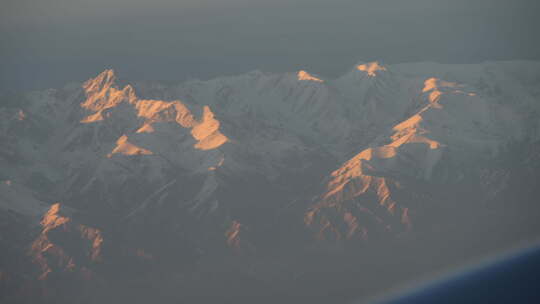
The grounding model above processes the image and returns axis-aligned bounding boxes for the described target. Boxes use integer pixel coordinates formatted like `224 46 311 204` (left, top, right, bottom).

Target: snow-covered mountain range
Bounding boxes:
1 61 540 303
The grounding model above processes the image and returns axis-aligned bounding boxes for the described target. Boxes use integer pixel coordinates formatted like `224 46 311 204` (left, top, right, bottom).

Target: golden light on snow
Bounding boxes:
356 61 387 76
136 123 156 133
192 106 229 150
79 226 104 262
31 203 104 280
421 77 463 108
297 70 323 82
392 114 442 149
40 203 70 231
423 77 458 93
80 111 104 123
80 69 229 151
108 135 153 157
80 70 136 114
305 76 460 240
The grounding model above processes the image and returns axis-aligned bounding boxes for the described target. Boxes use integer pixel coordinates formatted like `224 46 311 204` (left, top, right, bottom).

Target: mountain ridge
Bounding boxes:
1 60 540 303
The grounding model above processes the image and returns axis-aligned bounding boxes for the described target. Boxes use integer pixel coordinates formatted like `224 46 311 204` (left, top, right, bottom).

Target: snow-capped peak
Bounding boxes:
297 70 324 82
355 61 387 77
83 69 116 93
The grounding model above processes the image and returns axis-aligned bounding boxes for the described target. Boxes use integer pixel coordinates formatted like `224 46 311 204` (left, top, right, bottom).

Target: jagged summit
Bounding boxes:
80 69 229 155
2 60 540 303
84 69 116 91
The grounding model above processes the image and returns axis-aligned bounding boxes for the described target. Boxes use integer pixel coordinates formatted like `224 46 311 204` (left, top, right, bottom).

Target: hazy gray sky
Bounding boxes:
1 0 539 90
